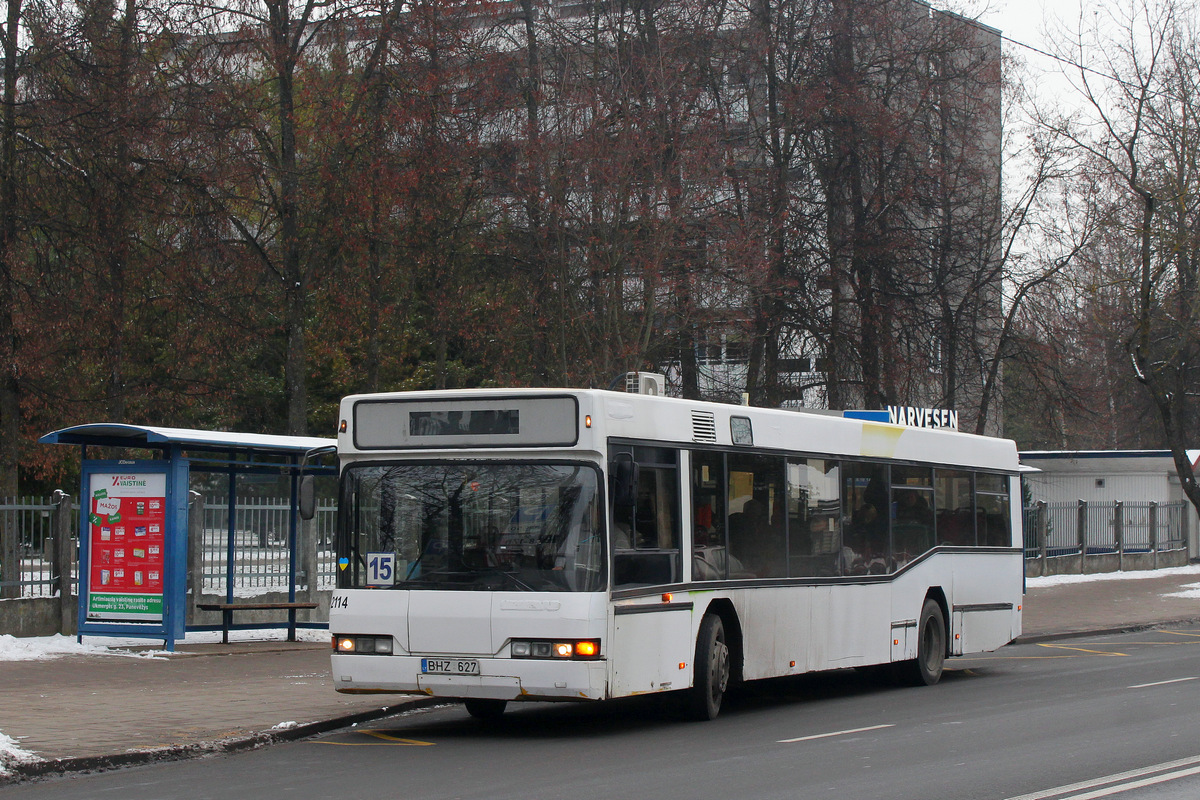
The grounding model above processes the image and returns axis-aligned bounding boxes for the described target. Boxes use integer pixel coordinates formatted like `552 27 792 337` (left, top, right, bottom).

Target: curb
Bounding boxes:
2 697 444 785
1013 617 1200 646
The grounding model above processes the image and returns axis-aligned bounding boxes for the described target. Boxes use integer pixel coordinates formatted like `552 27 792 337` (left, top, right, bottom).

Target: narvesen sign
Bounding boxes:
887 405 959 430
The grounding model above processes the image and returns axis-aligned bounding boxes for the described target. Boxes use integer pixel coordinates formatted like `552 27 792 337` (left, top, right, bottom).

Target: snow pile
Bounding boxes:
0 731 37 777
1026 563 1200 589
1163 582 1200 600
0 633 162 662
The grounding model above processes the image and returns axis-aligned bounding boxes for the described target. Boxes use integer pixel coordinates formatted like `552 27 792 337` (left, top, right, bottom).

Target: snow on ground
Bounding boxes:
0 633 165 662
1163 581 1200 600
0 627 328 663
0 731 37 776
1025 563 1200 589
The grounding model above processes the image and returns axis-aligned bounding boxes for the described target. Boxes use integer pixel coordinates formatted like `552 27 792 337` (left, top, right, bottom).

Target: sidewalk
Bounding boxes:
3 565 1200 783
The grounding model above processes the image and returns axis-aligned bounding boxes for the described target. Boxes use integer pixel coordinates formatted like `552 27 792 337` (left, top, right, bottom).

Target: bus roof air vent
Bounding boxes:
691 411 718 443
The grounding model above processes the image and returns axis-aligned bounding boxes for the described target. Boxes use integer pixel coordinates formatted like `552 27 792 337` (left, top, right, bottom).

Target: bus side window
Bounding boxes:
788 459 841 577
934 469 974 546
842 462 890 574
727 453 786 578
611 446 680 588
976 474 1011 547
691 451 726 580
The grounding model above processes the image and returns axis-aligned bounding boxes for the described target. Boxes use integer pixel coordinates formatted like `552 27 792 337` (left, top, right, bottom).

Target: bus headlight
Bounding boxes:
333 635 393 654
509 639 600 660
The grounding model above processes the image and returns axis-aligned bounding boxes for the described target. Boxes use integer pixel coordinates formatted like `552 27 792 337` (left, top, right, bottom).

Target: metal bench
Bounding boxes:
196 601 319 643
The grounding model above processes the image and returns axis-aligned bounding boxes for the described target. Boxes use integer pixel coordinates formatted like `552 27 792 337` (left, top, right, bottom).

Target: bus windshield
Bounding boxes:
338 462 605 592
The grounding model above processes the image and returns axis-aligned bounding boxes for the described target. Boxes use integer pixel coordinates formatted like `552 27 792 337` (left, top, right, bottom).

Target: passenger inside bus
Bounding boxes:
692 523 747 580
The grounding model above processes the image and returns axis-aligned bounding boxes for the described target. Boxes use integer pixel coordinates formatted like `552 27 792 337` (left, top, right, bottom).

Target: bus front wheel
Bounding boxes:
688 614 730 721
464 698 507 720
899 598 946 686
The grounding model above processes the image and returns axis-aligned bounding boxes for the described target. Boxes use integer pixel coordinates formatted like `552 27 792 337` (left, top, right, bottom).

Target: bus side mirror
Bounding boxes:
299 475 315 520
610 453 638 510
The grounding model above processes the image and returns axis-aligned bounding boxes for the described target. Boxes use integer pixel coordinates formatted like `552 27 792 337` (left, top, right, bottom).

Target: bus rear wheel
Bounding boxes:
898 598 946 686
464 698 507 720
687 614 730 721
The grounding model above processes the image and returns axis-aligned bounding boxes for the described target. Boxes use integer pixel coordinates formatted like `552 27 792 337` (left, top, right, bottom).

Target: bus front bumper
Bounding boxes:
331 654 608 701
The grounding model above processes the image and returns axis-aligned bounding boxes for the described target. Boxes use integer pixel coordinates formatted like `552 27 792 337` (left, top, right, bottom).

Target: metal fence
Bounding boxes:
197 495 338 593
0 495 78 598
1 495 338 600
1023 500 1188 565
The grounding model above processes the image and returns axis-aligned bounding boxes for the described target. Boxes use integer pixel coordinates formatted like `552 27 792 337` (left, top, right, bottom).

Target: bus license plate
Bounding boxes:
422 658 480 675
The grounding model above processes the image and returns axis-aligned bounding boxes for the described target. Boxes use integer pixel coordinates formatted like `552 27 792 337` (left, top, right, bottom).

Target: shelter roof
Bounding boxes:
39 424 334 455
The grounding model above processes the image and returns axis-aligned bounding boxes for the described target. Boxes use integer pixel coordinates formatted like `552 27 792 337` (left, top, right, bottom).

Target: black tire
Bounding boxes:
687 614 731 721
463 698 507 720
898 598 946 686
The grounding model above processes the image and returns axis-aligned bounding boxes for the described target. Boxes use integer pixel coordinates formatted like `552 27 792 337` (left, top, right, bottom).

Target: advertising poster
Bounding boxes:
86 472 168 622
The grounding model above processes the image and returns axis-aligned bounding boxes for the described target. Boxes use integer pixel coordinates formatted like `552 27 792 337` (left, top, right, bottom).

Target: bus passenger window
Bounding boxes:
691 451 727 580
934 469 974 546
891 466 934 568
976 474 1011 547
610 446 680 588
727 454 786 578
787 459 841 577
843 462 890 574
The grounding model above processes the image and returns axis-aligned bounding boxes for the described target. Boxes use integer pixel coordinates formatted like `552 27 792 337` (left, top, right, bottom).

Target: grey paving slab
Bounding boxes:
1 643 424 768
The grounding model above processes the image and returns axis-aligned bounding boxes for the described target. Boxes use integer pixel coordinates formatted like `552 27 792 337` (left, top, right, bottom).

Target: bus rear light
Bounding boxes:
510 639 601 660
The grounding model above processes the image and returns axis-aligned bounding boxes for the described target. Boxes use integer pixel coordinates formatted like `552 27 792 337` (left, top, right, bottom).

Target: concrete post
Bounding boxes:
300 515 317 606
1037 500 1048 570
1149 501 1158 570
52 490 74 634
1078 500 1088 574
0 496 17 599
188 491 204 622
1114 500 1124 572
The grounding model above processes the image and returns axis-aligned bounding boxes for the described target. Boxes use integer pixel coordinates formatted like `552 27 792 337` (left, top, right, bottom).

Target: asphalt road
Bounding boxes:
13 625 1200 800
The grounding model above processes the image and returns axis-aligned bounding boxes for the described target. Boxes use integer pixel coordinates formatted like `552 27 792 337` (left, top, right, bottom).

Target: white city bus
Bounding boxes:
324 387 1022 720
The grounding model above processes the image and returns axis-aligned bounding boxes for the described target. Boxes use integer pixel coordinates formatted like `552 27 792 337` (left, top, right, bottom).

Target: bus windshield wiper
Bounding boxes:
479 568 535 592
389 569 534 592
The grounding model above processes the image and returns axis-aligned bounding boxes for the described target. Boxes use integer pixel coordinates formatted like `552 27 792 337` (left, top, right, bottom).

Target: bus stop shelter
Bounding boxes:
39 424 336 650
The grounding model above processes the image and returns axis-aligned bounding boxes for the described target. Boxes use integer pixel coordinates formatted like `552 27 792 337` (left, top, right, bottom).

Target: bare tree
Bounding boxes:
1035 0 1200 510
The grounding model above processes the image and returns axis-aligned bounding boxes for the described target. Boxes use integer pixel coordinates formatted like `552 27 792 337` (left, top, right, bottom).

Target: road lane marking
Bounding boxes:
1036 644 1128 657
311 730 435 746
777 724 894 744
1127 676 1199 689
1005 754 1200 800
